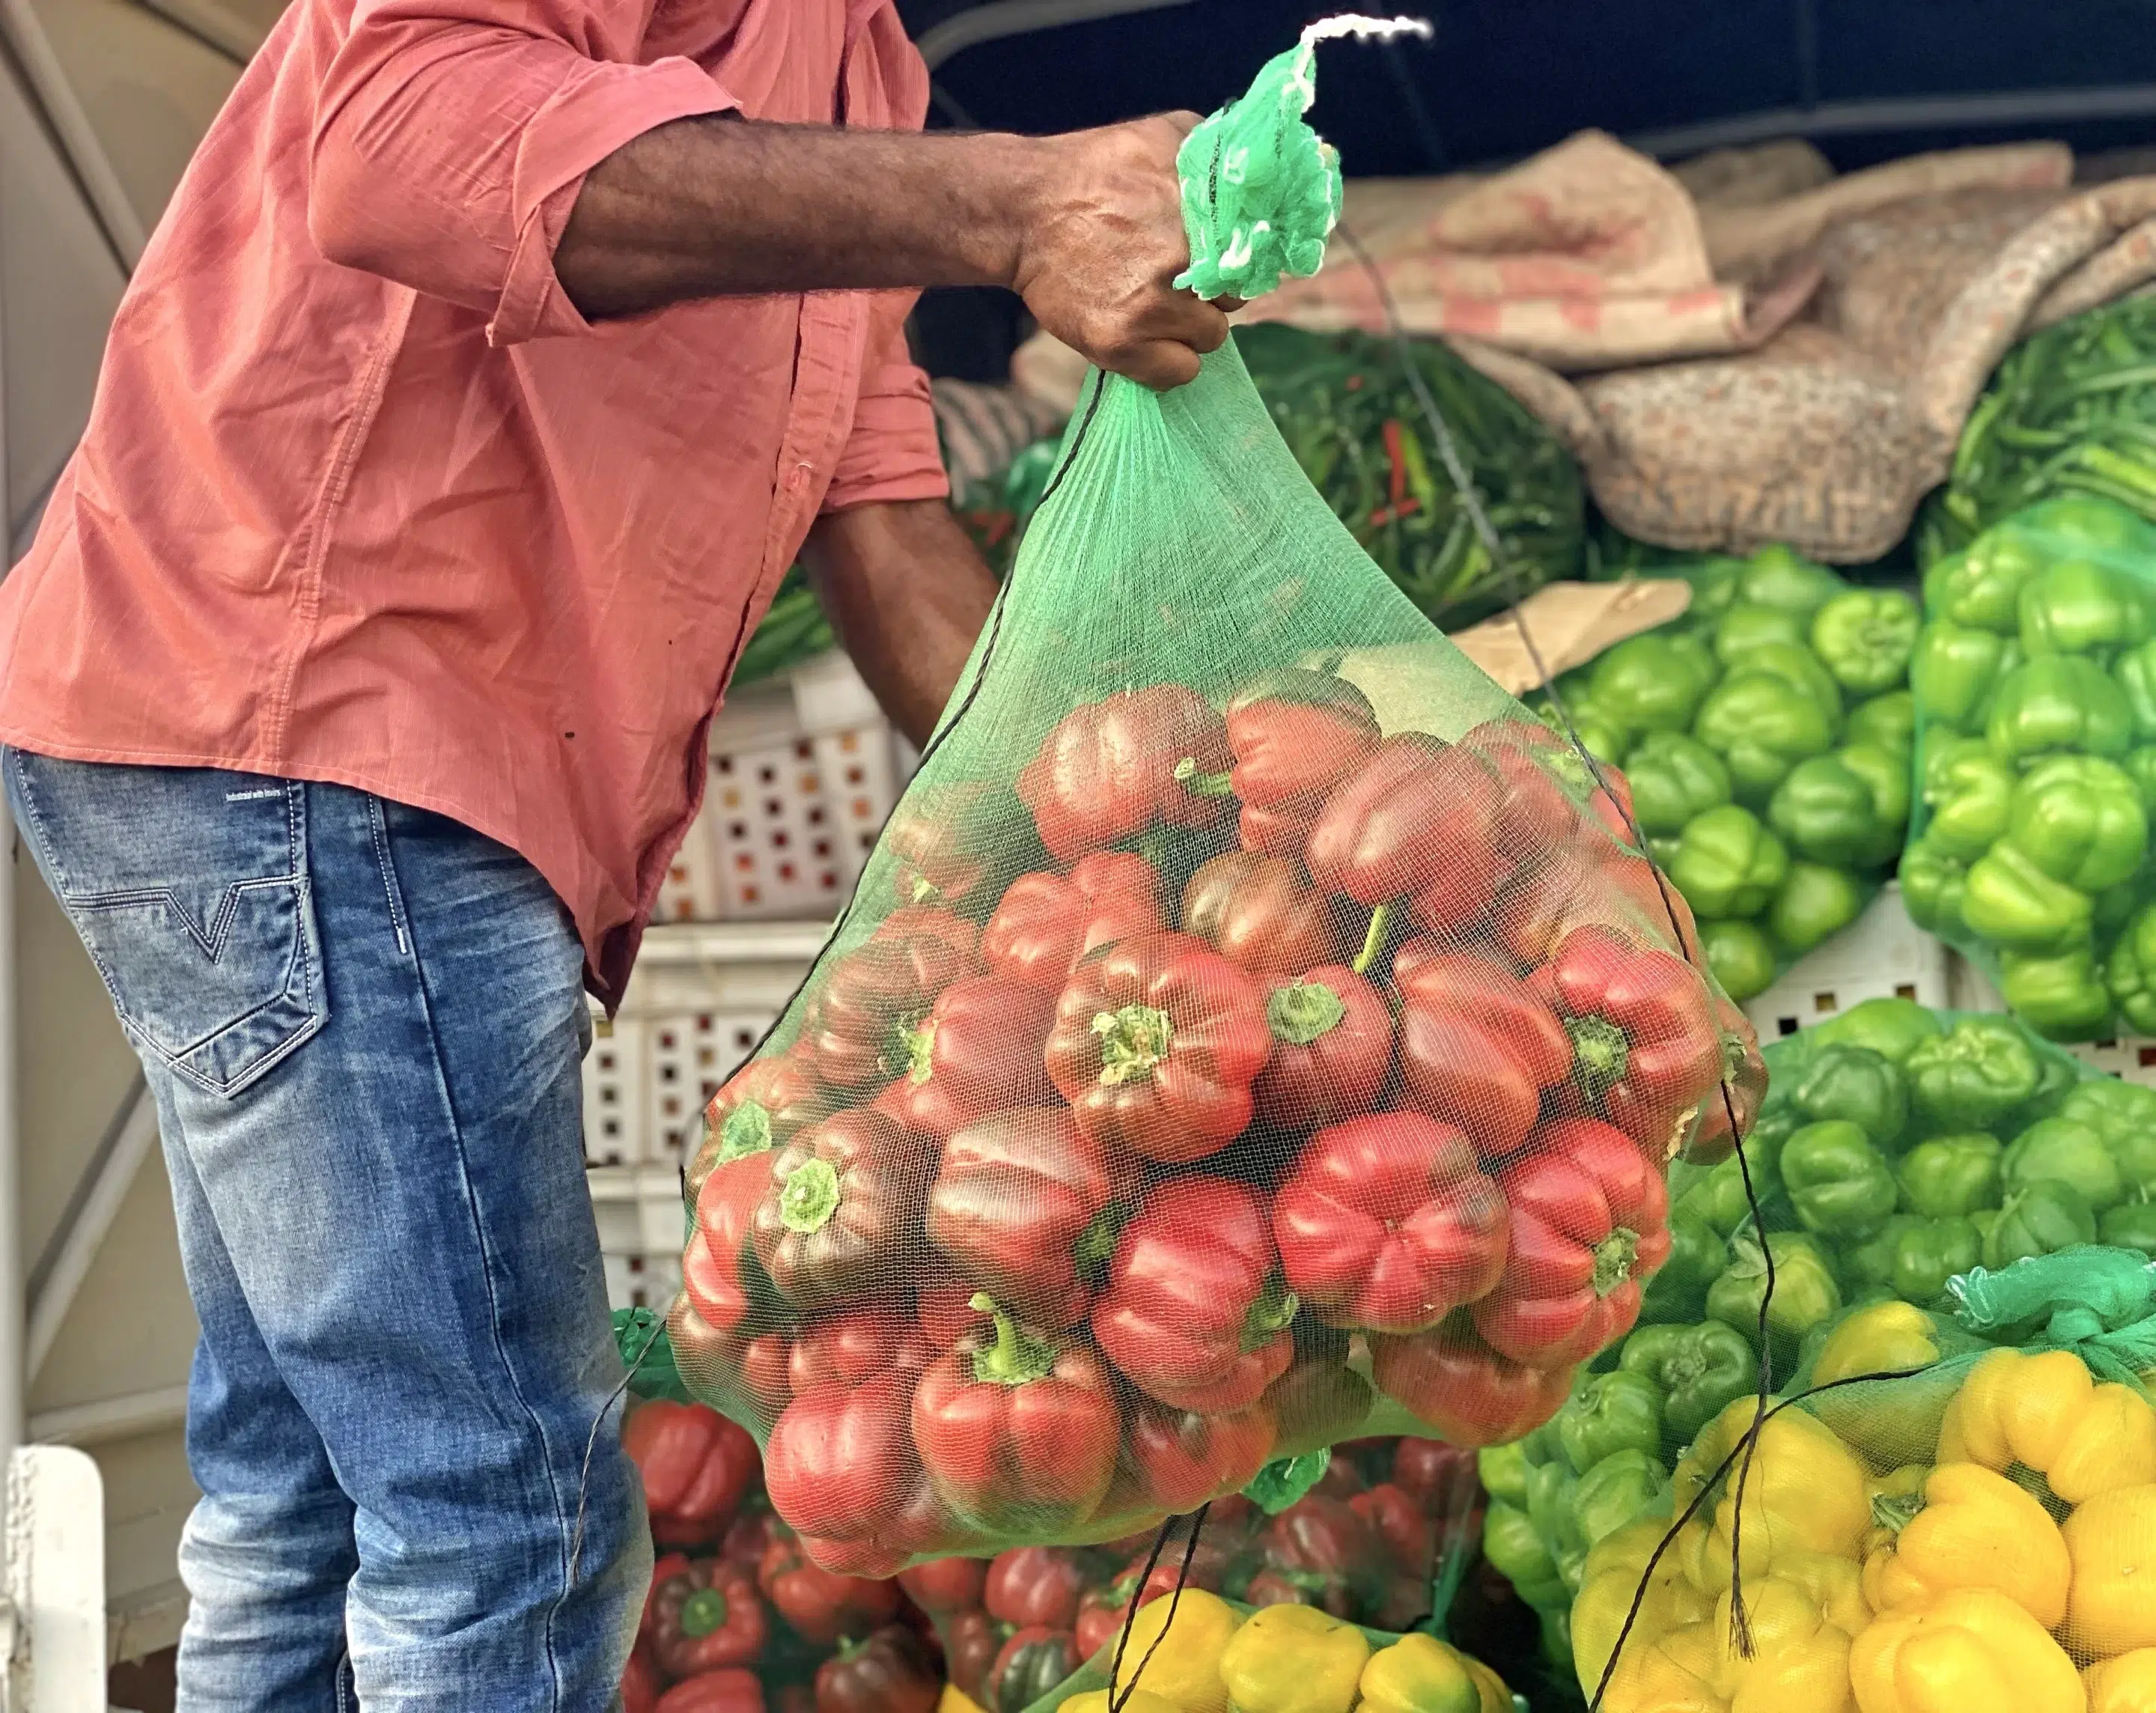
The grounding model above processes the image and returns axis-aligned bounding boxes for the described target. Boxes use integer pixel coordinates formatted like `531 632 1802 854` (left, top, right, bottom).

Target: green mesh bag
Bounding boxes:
666 28 1764 1580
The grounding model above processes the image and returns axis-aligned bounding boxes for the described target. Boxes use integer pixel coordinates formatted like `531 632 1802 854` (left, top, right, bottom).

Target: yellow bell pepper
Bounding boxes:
1848 1586 2083 1713
1216 1604 1367 1713
1107 1587 1240 1713
1861 1467 1929 1557
1572 1518 1715 1701
1936 1348 2156 1503
1860 1462 2071 1628
1808 1303 1967 1470
1356 1632 1506 1713
2062 1482 2156 1657
1590 1566 1866 1713
2085 1648 2156 1712
1672 1400 1872 1590
1057 1694 1178 1713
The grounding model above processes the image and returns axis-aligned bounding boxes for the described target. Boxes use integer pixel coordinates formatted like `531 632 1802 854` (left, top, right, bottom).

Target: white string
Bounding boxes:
1300 13 1434 47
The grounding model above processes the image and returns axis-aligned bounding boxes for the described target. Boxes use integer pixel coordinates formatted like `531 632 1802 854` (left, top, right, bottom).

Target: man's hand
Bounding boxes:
558 114 1227 391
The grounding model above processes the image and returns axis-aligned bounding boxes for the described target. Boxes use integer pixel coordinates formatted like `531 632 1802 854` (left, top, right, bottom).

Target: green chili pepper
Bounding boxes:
1896 1132 2003 1219
1476 1440 1533 1507
1904 1016 2043 1131
1553 1370 1663 1473
1618 1321 1759 1443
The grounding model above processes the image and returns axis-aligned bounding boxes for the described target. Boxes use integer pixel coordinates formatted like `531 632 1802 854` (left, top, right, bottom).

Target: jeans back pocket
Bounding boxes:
6 751 327 1097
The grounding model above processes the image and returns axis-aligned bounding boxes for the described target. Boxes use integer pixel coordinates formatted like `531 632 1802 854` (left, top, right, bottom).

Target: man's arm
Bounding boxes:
556 115 1226 390
797 501 998 749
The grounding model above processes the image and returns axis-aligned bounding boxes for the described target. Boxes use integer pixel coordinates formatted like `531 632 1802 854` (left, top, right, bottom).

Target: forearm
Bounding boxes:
558 120 1047 318
799 501 997 749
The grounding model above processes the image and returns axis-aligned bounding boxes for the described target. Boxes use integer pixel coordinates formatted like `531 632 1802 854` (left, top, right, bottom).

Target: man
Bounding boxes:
0 1 1225 1706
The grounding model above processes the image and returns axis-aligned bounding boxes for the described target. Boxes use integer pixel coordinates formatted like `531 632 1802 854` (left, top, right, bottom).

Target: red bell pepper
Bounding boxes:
1221 669 1383 856
1464 716 1636 850
1017 684 1234 862
1369 1322 1574 1445
1254 1494 1388 1620
1490 842 1692 970
1534 924 1726 1160
692 1054 831 1202
886 781 1044 915
1350 1482 1435 1585
1044 931 1272 1163
756 1527 902 1646
1179 850 1353 973
982 1545 1085 1631
1304 734 1512 935
1264 1329 1376 1459
910 1293 1121 1530
688 1153 780 1336
648 1558 768 1678
787 1308 934 1396
622 1643 664 1713
1391 1437 1477 1518
655 1670 766 1713
666 1281 788 1435
871 904 983 960
1393 949 1573 1157
895 1555 985 1616
1250 964 1393 1134
1121 1399 1276 1515
806 931 976 1092
749 1110 937 1311
980 851 1164 990
624 1401 761 1549
1273 1113 1509 1335
719 1506 782 1577
1473 1116 1672 1367
925 1107 1139 1329
982 1625 1084 1713
943 1609 1010 1703
762 1370 916 1547
1072 1539 1233 1659
1091 1175 1296 1413
813 1623 943 1713
877 974 1056 1138
1681 992 1769 1166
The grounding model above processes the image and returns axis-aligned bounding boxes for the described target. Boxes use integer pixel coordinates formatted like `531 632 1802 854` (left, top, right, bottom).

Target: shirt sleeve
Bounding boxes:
308 1 736 346
820 322 951 514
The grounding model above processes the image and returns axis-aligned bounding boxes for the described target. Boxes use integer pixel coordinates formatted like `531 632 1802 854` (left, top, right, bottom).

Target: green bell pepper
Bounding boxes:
1982 1177 2098 1268
1846 690 1916 755
1898 834 1970 934
2004 754 2150 891
2113 636 2156 742
2054 1075 2156 1193
2001 1114 2125 1212
1476 1440 1532 1507
1919 737 2016 859
2000 945 2116 1040
1637 1211 1729 1324
1738 642 1845 729
1839 740 1910 833
1925 529 2046 634
2023 492 2155 553
1588 633 1719 735
2122 744 2156 808
1767 752 1897 868
1533 691 1628 767
1618 1321 1759 1443
1738 545 1848 615
1911 622 2018 731
1553 1369 1663 1473
1769 861 1865 957
1706 1229 1842 1357
1624 731 1733 837
1781 1119 1898 1239
1573 1449 1667 1552
1812 588 1920 695
2108 902 2156 1033
1904 1015 2042 1130
1699 916 1778 1002
1986 654 2135 761
1714 602 1810 666
1669 1109 1793 1236
1895 1132 2003 1218
2018 559 2149 660
1693 671 1836 803
1667 804 1788 918
1481 1500 1566 1609
1523 1459 1586 1594
2011 1035 2080 1128
1841 1213 1982 1306
1788 1044 1910 1149
1812 996 1943 1065
2099 1199 2156 1257
1960 839 2095 953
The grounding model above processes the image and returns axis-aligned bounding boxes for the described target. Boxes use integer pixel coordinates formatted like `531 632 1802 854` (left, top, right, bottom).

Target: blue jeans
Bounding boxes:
4 749 649 1710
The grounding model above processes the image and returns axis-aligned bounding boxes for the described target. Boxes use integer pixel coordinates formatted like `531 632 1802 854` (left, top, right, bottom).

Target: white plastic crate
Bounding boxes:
590 1166 689 1313
1741 883 1952 1044
1946 952 2156 1088
668 651 910 922
582 1014 648 1167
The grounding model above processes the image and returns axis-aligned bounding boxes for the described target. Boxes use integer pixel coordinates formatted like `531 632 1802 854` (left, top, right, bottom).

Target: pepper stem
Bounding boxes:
969 1292 1056 1388
1568 1014 1630 1104
904 1019 937 1086
1172 755 1237 797
678 1585 731 1638
718 1099 774 1163
777 1157 842 1235
1590 1227 1641 1297
1351 903 1392 977
1241 1273 1300 1350
1091 1003 1173 1086
1869 1490 1925 1535
1267 980 1347 1046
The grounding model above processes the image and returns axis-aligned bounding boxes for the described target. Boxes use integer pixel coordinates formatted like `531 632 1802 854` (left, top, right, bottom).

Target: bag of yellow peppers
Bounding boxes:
1571 1242 2156 1713
1014 1589 1523 1713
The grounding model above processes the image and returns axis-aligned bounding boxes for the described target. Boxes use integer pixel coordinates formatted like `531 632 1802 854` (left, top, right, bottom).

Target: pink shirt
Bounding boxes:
0 0 949 1005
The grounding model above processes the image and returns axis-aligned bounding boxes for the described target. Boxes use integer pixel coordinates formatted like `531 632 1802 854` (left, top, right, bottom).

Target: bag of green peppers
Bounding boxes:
1538 542 1919 1003
1904 493 2156 1039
